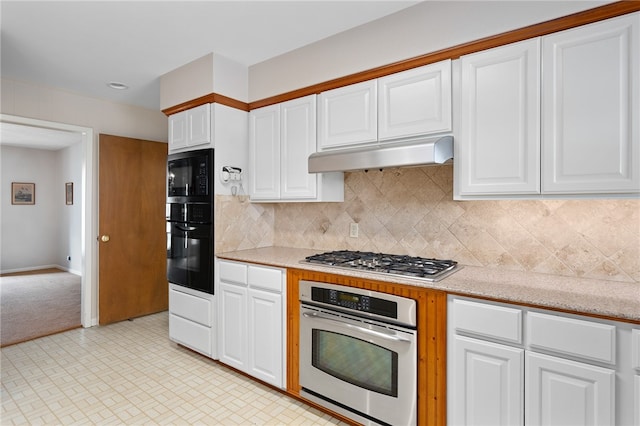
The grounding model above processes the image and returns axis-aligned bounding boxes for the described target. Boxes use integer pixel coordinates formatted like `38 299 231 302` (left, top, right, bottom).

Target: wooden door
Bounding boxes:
98 134 167 324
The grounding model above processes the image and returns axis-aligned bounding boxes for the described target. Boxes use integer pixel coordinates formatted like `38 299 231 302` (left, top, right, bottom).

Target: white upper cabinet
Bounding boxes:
318 60 453 150
457 39 541 196
455 12 639 199
249 95 343 202
317 80 378 149
542 13 640 194
378 60 452 140
249 104 280 200
168 103 212 152
280 96 318 199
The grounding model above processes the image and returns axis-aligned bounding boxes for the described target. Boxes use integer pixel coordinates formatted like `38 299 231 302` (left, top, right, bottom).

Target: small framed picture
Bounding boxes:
11 182 35 205
65 182 74 205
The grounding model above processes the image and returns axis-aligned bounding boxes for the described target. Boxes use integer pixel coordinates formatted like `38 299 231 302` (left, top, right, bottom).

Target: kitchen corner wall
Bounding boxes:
215 165 640 284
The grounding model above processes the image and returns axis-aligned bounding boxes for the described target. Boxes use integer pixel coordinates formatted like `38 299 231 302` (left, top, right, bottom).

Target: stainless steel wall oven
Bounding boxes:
299 280 418 426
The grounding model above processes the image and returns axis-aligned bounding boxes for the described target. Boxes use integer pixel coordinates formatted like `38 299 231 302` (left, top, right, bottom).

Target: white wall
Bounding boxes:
57 142 83 274
248 1 610 101
0 145 82 273
1 78 168 143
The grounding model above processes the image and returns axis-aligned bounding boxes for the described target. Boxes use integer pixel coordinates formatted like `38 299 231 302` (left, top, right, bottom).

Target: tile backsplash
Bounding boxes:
215 165 639 283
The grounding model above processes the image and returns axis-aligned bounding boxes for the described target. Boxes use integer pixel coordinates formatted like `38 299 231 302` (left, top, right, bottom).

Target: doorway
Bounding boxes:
0 114 95 327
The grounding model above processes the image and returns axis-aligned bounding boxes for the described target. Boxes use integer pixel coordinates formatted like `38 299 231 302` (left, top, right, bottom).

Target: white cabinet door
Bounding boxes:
248 287 283 388
526 351 615 426
318 80 377 149
635 375 640 426
168 104 212 152
187 103 212 148
542 13 640 194
450 335 524 426
168 284 214 358
249 104 280 200
281 95 317 199
457 38 541 196
218 281 248 371
168 111 188 151
378 60 452 140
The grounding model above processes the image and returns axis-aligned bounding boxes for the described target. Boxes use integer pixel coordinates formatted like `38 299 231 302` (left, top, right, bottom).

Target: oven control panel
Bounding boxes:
312 287 386 313
300 280 416 327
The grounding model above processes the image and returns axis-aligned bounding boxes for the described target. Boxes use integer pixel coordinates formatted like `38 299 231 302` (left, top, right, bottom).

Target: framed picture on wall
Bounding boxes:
65 182 73 205
11 182 35 205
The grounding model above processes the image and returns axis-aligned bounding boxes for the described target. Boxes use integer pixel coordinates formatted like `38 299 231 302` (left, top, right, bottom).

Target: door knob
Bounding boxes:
100 235 110 243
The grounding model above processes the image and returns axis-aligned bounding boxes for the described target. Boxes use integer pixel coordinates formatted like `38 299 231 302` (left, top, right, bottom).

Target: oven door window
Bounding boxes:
167 223 213 294
311 329 398 397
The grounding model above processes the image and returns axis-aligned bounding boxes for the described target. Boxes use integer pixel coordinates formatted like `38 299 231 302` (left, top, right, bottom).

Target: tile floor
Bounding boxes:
1 312 346 425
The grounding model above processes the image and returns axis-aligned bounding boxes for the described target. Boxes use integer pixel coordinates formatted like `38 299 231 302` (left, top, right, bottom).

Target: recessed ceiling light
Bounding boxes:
107 81 128 90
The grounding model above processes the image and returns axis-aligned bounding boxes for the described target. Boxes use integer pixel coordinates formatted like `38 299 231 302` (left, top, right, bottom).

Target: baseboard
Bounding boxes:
0 264 82 276
0 264 59 275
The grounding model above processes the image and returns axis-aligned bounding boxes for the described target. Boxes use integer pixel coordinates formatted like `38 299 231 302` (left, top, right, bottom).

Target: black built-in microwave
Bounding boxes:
167 148 214 203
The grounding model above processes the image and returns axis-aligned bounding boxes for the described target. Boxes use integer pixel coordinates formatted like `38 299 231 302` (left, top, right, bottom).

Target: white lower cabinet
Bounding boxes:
525 352 614 426
219 279 248 371
217 259 286 389
451 335 523 426
248 286 283 385
448 296 636 426
168 283 216 358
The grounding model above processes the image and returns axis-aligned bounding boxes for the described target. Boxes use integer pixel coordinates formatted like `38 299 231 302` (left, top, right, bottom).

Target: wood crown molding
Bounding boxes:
163 1 639 115
162 93 249 116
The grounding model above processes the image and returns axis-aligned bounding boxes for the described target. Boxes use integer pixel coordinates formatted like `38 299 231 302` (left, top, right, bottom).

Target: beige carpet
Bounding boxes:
0 271 81 347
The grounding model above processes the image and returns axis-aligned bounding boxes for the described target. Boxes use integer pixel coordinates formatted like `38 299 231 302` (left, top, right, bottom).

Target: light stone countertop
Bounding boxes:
216 246 640 323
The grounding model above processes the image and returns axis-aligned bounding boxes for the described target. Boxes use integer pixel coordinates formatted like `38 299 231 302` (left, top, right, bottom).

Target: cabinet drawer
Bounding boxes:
219 260 247 285
528 312 616 364
632 329 640 370
169 288 212 327
248 266 283 293
452 298 522 344
169 314 211 357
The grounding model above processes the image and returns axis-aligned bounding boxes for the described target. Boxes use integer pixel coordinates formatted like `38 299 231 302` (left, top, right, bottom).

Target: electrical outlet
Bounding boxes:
349 223 359 238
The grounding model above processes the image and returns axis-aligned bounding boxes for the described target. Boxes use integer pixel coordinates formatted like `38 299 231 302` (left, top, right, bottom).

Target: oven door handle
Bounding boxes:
175 224 197 232
302 311 412 343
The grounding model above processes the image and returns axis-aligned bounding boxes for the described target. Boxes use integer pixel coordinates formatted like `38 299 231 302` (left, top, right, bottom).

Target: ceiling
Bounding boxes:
0 1 420 112
0 1 419 149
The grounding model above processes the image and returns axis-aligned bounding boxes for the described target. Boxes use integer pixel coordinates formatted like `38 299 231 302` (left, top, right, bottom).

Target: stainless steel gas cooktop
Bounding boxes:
302 250 459 282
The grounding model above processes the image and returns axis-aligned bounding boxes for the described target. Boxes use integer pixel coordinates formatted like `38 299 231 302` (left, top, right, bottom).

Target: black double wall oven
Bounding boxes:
166 148 215 294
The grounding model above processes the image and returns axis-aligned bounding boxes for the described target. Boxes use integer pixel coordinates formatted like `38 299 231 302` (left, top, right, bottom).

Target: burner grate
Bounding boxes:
303 250 458 281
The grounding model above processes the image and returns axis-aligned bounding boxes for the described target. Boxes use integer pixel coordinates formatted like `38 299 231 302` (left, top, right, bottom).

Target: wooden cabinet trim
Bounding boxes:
249 2 639 110
163 2 638 115
162 93 250 116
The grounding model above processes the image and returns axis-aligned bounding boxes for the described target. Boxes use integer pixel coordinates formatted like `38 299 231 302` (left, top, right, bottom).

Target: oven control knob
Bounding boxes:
100 235 110 243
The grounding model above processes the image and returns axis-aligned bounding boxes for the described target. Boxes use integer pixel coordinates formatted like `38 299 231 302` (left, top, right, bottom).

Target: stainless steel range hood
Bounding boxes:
308 135 453 173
